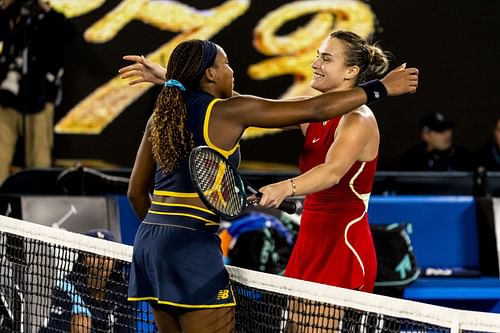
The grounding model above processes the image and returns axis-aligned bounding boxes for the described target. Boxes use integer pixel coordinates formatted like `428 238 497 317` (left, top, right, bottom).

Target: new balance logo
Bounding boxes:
216 289 229 300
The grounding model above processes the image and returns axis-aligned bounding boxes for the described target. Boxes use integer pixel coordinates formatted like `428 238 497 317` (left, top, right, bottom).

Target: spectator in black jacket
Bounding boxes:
0 0 74 185
475 116 500 171
397 112 473 171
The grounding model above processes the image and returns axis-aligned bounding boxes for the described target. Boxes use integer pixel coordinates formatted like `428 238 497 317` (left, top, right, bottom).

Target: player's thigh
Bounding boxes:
286 298 343 333
179 307 235 333
151 306 181 333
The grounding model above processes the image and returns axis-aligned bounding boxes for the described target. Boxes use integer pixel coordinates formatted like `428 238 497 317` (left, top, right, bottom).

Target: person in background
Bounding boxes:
0 0 74 185
475 116 500 171
39 229 134 333
122 39 418 332
396 112 472 171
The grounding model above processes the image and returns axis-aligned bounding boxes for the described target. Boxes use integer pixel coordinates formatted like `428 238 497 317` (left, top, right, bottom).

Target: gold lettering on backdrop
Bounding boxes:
53 0 374 135
55 0 250 134
47 0 105 18
243 0 375 139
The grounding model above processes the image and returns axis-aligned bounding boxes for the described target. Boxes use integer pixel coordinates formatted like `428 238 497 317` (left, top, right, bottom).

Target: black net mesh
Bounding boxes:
1 232 154 332
1 216 500 332
233 281 449 332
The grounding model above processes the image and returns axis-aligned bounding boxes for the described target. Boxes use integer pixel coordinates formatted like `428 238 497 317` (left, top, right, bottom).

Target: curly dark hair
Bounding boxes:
151 39 217 173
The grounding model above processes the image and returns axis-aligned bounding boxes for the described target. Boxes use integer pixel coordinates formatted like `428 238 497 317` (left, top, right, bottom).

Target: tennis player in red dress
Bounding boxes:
287 115 378 291
258 30 402 293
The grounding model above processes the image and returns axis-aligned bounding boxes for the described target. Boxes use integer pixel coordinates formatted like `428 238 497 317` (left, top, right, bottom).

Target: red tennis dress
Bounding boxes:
285 116 378 292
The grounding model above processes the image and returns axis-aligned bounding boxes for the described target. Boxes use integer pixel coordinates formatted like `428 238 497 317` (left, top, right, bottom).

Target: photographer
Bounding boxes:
0 0 74 185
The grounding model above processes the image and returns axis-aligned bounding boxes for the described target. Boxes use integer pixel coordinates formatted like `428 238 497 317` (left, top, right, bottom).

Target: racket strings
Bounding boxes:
194 150 244 216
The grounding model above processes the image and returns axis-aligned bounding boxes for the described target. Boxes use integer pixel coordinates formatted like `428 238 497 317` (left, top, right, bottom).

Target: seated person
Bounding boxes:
39 229 134 332
396 112 472 171
475 116 500 171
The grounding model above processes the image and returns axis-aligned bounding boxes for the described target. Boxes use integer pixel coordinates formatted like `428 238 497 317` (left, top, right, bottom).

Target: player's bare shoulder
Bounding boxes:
344 105 374 122
336 105 377 136
354 104 374 116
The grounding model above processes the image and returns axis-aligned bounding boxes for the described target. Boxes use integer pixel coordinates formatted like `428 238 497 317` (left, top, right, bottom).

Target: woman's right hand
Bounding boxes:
257 180 294 209
119 55 166 85
380 63 419 96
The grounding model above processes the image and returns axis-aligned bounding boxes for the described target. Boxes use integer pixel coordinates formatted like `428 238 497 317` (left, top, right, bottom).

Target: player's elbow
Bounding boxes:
324 173 341 188
127 184 147 205
317 165 341 189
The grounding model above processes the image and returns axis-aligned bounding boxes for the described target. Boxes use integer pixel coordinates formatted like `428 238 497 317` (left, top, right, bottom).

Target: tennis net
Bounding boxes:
2 214 500 332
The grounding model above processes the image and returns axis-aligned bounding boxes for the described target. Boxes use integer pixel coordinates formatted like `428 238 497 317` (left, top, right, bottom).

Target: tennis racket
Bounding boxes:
189 146 297 220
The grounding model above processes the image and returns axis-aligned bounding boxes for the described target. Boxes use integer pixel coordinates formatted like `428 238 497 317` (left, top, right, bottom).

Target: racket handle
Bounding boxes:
252 191 299 214
278 200 298 214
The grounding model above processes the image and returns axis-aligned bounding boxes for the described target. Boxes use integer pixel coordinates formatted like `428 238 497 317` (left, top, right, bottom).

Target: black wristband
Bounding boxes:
359 80 388 105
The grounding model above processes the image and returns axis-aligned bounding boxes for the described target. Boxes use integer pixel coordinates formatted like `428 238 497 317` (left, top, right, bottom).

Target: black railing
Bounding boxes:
2 168 500 197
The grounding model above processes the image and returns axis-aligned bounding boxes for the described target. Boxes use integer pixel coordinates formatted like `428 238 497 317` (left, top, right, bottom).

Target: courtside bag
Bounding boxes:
224 212 295 274
371 223 420 287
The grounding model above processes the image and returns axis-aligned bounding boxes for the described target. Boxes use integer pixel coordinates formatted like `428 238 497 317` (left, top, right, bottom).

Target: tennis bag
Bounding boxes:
223 212 296 275
371 223 420 294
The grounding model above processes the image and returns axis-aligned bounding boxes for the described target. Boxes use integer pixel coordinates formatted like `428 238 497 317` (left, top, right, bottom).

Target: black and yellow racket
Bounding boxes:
189 146 297 220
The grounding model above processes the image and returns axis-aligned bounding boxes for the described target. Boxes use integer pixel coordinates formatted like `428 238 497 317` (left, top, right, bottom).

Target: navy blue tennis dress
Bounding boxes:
128 90 239 309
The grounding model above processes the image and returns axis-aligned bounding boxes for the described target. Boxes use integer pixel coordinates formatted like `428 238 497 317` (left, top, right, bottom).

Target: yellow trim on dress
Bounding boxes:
153 190 199 198
150 201 216 215
128 286 236 308
203 98 239 158
147 210 219 226
127 296 236 308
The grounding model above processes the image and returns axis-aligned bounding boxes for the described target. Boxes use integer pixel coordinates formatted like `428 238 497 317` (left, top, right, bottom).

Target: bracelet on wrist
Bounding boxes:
290 178 296 197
